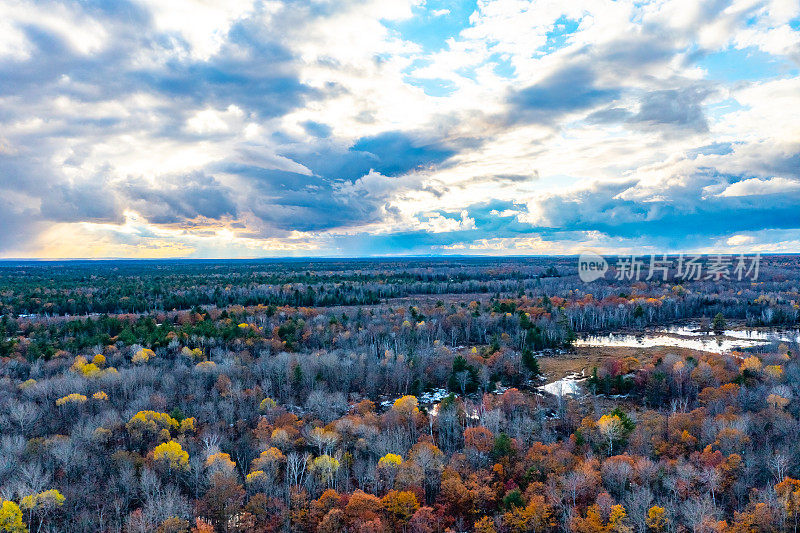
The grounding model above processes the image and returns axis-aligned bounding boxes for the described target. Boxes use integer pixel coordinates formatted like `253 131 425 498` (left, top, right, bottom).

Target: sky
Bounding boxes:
1 0 799 258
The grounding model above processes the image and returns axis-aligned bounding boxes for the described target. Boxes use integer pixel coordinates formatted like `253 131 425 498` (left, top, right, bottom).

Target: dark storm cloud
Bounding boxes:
134 54 309 121
506 32 713 135
763 151 800 178
1 3 310 118
460 200 533 234
356 167 800 253
600 35 676 69
0 8 147 102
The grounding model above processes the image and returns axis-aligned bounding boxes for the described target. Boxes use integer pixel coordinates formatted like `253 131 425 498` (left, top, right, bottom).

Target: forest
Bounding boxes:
0 256 799 532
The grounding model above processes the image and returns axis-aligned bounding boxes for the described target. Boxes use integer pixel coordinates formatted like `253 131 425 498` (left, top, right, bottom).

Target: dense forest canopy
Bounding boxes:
0 257 799 532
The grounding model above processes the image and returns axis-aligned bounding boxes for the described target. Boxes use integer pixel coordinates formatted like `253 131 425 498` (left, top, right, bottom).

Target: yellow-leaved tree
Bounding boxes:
310 455 340 488
377 453 402 490
55 393 87 407
596 414 625 456
153 440 190 476
740 356 762 374
205 452 237 479
92 391 108 401
0 500 26 533
392 395 419 418
776 477 800 533
259 397 277 412
251 447 285 473
571 501 629 533
474 516 497 533
646 506 668 532
378 453 402 468
179 417 196 434
382 490 419 523
126 411 179 445
20 489 64 531
503 494 554 533
132 348 156 364
70 356 88 373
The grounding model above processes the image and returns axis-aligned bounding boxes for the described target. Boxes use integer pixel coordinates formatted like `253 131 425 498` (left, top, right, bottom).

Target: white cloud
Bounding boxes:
0 18 30 60
135 0 258 60
727 234 755 245
718 176 800 196
185 105 245 134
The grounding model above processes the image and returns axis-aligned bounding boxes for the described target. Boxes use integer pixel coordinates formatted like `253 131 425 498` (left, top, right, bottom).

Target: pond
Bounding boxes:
382 324 800 407
538 372 586 397
573 323 800 354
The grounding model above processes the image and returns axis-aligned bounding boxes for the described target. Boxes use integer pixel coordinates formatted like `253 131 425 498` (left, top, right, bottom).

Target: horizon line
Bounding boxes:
0 252 794 262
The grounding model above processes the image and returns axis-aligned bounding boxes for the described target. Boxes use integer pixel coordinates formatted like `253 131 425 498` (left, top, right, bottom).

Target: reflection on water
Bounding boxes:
662 325 800 342
538 372 585 397
383 325 799 406
573 333 763 353
574 325 800 354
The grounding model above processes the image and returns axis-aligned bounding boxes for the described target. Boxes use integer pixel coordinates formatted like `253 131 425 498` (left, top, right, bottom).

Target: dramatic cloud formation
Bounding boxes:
0 0 799 257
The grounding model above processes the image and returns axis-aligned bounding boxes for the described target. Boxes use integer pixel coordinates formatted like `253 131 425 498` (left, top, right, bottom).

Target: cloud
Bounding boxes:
718 176 800 197
727 234 755 246
0 195 43 253
278 130 456 184
347 131 456 176
588 86 713 134
629 86 711 132
507 64 619 124
119 172 238 225
41 179 122 223
301 120 332 138
524 165 800 241
0 0 799 257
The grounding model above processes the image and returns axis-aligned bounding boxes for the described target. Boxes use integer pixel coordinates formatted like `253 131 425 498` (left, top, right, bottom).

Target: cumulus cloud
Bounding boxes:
718 176 800 197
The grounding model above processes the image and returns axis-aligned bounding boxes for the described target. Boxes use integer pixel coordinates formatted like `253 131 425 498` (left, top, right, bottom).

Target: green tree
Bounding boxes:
522 349 540 377
712 312 727 334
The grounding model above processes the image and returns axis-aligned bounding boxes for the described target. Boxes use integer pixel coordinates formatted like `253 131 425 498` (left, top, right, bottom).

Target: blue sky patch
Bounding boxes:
697 46 798 82
542 16 581 52
382 0 477 53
